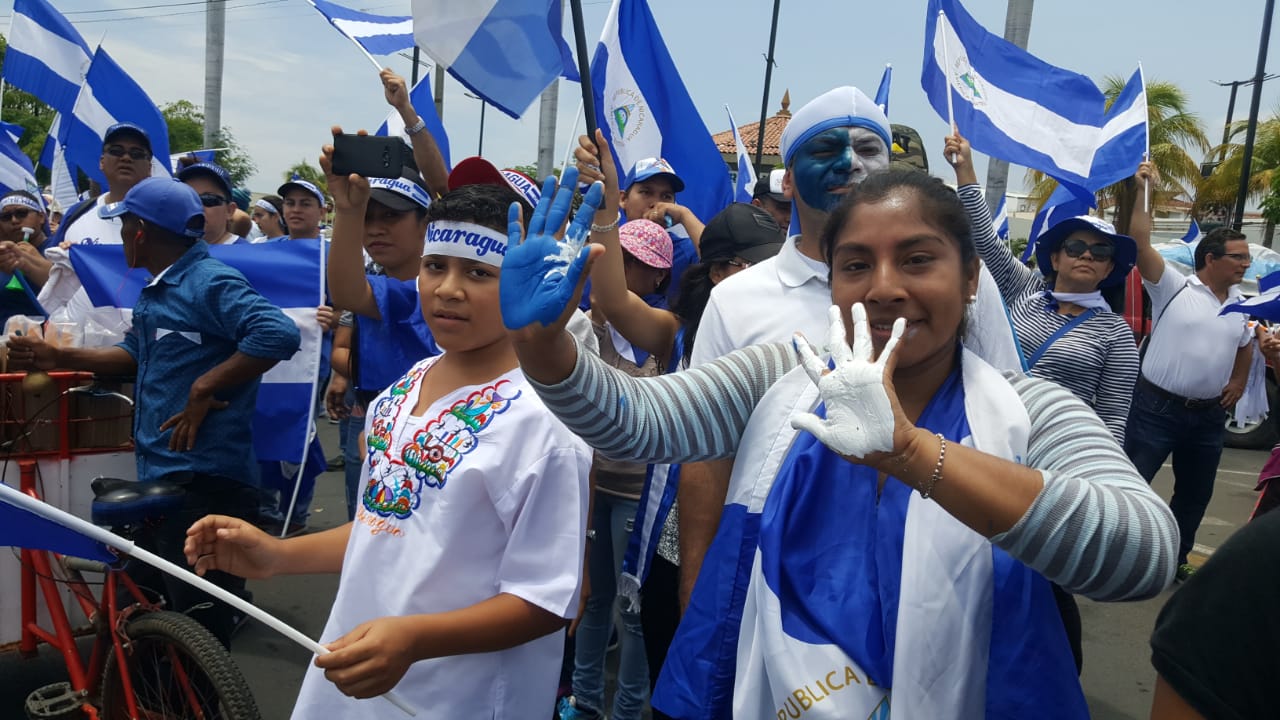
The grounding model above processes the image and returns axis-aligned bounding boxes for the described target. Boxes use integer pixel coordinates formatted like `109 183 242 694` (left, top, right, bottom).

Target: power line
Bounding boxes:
73 0 288 24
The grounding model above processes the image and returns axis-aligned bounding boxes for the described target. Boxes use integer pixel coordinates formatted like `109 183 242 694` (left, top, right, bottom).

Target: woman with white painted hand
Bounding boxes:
502 168 1177 720
944 133 1142 446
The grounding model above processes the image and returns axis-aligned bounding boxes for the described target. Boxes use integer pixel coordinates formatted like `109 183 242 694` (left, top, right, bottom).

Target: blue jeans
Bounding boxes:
1124 381 1226 565
572 493 648 719
344 395 365 521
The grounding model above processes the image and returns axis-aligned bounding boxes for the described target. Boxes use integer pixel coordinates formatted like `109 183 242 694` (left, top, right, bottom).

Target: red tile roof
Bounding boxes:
713 90 792 162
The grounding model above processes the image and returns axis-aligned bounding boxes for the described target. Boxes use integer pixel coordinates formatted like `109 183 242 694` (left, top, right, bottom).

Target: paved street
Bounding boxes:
1 420 1269 718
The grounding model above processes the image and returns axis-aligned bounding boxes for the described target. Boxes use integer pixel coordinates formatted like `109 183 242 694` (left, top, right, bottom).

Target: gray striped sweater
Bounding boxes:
528 340 1177 601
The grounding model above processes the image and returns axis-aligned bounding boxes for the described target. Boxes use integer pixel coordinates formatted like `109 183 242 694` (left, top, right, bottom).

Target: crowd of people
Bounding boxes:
6 71 1280 720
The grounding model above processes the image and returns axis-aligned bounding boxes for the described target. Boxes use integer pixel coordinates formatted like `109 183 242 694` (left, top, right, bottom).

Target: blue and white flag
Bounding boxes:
726 106 756 204
412 0 579 119
1180 217 1202 244
60 47 171 186
68 241 324 465
592 0 732 226
1022 184 1092 263
1222 280 1280 321
0 131 40 197
0 122 26 145
876 63 893 116
376 74 452 171
993 194 1009 241
922 0 1107 204
2 0 92 116
41 115 80 212
1087 67 1148 191
309 0 413 56
169 149 218 173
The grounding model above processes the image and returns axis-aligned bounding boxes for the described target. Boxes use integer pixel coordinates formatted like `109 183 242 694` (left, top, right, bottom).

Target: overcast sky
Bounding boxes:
9 0 1279 196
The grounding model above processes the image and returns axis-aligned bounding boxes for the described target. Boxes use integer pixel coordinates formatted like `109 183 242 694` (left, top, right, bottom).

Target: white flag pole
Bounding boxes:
1139 62 1150 213
0 483 417 715
281 240 327 537
938 10 958 163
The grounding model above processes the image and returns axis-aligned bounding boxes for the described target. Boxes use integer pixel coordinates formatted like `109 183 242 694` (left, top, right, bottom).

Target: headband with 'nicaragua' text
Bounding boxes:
424 220 508 267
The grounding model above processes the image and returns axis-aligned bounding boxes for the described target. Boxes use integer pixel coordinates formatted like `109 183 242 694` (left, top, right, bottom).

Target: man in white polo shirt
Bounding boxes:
1128 199 1254 583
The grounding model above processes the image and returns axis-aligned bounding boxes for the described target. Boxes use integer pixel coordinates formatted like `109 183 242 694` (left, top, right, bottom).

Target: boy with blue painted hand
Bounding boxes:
185 170 601 718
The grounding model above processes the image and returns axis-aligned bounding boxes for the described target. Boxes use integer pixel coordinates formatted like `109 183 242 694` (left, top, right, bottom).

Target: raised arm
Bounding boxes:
381 69 449 199
320 127 380 319
944 134 1040 303
576 130 682 362
1132 161 1165 283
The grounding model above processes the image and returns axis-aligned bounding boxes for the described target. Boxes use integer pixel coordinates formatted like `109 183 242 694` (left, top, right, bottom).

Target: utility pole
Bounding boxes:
754 0 781 169
1233 0 1277 230
434 65 445 121
983 0 1033 217
536 0 565 180
203 0 226 149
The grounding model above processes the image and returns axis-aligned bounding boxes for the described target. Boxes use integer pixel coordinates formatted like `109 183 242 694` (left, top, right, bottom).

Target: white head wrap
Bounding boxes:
779 87 892 166
423 220 507 267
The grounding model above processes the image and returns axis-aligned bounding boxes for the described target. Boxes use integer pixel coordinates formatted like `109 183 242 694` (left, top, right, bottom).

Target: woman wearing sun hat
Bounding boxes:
945 134 1141 446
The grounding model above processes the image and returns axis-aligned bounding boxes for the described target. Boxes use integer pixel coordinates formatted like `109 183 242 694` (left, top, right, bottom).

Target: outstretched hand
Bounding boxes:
500 166 605 340
790 303 912 461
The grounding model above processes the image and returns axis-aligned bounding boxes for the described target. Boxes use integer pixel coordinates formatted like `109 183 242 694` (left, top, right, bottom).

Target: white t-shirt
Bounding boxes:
691 235 830 366
1142 263 1253 400
38 196 122 312
292 357 591 720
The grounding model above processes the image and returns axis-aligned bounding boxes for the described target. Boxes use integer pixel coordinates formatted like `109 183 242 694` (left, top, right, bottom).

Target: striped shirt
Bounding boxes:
959 184 1139 444
528 340 1177 602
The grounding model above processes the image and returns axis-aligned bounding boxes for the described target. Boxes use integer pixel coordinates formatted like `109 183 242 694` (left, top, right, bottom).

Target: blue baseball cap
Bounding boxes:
99 177 205 239
625 157 684 193
176 161 234 199
1035 215 1137 288
102 122 152 153
277 178 326 206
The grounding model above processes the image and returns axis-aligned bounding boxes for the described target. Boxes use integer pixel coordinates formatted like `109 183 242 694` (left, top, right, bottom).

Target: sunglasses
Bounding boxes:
199 193 229 208
725 259 753 269
0 209 31 222
104 145 151 161
1219 252 1251 262
1061 237 1114 261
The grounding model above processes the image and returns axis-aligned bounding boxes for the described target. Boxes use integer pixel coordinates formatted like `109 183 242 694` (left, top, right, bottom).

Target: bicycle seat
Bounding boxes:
90 477 185 526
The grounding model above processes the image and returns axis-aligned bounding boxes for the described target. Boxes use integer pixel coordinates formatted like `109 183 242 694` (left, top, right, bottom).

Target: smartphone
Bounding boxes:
331 134 414 179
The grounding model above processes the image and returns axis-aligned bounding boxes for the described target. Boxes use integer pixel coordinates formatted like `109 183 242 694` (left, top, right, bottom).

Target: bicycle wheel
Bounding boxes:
100 610 262 720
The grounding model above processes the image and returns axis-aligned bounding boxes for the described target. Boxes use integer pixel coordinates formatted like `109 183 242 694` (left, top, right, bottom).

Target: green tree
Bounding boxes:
283 161 327 196
1024 77 1208 234
161 101 257 187
1198 112 1280 245
510 163 560 181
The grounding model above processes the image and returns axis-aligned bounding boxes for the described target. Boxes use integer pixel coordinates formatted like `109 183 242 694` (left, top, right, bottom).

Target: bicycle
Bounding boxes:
3 375 261 720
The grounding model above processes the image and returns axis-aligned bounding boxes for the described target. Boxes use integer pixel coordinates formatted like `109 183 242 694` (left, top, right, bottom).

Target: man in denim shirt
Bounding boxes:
9 177 301 645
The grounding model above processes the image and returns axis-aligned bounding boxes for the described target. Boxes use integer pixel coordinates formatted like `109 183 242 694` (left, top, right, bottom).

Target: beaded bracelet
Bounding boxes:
590 219 619 233
918 433 947 499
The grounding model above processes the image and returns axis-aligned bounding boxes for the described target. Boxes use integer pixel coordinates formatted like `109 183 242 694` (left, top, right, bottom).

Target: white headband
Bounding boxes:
1 194 44 215
254 198 279 215
424 220 508 267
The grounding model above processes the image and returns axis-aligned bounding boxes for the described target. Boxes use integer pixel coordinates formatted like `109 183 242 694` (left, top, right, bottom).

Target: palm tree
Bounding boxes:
1197 112 1280 244
1024 77 1209 233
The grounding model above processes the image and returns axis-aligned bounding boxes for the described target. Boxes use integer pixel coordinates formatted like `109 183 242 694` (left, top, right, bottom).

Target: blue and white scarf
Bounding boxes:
652 349 1086 719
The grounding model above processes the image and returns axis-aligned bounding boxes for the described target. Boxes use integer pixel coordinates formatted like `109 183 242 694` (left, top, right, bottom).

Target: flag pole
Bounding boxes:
1139 62 1150 213
938 10 957 163
281 239 327 538
0 483 419 714
560 98 584 174
568 0 598 139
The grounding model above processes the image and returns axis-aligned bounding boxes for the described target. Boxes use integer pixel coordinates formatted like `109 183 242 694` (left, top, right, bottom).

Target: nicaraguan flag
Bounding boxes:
0 130 40 197
1087 67 1148 191
993 194 1009 241
308 0 414 56
1180 218 1202 244
726 106 756 204
0 482 116 563
1021 184 1092 263
60 47 172 186
922 0 1105 204
0 122 26 145
592 0 732 225
376 74 452 171
169 149 218 173
412 0 579 119
876 63 892 116
3 0 92 117
1222 285 1280 321
41 114 81 213
68 241 325 465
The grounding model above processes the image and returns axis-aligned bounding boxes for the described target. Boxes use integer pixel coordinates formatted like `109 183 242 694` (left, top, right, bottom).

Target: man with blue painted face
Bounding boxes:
676 87 893 611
